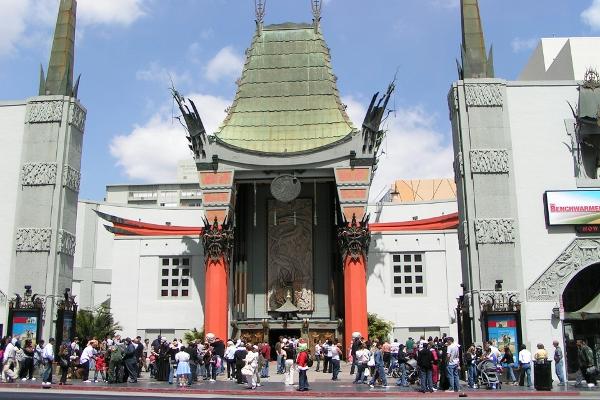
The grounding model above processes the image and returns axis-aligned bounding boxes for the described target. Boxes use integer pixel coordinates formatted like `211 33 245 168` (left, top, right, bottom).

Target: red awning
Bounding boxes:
95 210 458 237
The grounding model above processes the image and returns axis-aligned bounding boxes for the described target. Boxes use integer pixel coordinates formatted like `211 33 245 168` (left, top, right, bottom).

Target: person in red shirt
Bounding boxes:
94 352 107 382
260 342 271 378
296 341 310 392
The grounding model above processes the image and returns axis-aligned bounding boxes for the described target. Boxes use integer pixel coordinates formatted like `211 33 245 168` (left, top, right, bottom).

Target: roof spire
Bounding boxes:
459 0 494 79
255 0 266 35
311 0 322 33
40 0 79 97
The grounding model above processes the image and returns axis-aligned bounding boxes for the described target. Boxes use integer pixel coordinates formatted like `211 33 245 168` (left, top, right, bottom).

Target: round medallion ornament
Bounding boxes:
270 175 301 202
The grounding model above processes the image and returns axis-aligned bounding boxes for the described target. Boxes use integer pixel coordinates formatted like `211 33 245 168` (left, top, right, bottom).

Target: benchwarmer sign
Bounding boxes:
546 190 600 225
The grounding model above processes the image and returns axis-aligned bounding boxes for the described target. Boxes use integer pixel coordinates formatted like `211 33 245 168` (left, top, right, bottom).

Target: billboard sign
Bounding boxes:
546 190 600 226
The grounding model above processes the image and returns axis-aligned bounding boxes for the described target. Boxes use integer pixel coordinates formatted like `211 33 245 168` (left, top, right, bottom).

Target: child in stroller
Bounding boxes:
477 358 502 390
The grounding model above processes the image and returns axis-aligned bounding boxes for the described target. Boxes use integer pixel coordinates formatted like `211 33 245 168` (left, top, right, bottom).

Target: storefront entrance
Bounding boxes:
563 263 600 377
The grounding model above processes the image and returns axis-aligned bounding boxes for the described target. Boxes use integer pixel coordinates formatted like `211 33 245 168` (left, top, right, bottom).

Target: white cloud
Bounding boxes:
204 46 244 83
511 37 537 53
583 0 600 30
136 61 191 88
0 0 147 56
78 0 147 27
110 94 230 182
343 96 454 202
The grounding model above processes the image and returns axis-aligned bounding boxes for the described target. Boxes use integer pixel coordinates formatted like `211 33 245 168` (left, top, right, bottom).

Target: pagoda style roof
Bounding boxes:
214 22 357 154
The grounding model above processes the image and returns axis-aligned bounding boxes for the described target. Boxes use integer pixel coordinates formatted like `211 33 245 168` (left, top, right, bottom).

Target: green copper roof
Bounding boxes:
460 0 494 79
214 23 356 154
40 0 78 97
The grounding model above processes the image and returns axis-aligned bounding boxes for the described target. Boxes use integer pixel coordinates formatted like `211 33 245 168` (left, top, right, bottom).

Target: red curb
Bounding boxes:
1 383 585 398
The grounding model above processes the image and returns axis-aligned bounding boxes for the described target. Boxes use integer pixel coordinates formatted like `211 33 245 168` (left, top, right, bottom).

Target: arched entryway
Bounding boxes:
562 263 600 377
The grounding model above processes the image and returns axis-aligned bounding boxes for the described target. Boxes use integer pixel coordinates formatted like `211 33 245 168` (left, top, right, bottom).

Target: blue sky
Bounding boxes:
1 0 600 201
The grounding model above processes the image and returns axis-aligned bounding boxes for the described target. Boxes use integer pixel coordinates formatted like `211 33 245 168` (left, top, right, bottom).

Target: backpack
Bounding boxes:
110 345 123 362
306 352 314 368
15 349 25 362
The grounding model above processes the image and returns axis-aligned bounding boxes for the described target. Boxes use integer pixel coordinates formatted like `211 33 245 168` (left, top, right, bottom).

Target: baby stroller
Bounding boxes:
406 358 419 385
477 359 502 390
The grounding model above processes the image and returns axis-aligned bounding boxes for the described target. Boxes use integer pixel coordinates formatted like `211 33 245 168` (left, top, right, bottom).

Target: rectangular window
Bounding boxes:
391 252 425 296
159 257 192 298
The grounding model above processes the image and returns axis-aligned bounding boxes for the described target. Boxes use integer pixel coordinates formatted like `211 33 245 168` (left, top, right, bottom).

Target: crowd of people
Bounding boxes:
0 332 598 392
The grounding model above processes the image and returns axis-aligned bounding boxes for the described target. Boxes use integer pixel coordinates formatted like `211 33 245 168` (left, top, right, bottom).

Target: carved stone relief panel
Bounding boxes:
464 84 503 107
26 101 63 123
63 165 81 192
16 228 52 252
470 149 509 174
528 239 600 302
21 163 57 186
447 87 459 113
57 229 76 256
69 102 86 132
474 218 515 244
267 199 313 312
480 291 520 312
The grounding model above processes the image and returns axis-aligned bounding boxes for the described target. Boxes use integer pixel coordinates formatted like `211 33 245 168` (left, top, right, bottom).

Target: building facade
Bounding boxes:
0 0 85 342
451 0 600 378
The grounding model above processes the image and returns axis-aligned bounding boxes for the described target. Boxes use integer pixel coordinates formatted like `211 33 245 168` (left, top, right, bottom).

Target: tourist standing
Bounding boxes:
534 343 548 362
314 340 322 372
296 341 310 392
225 340 236 380
57 344 70 385
500 346 516 385
417 343 434 393
322 340 331 373
396 344 409 387
577 339 597 387
518 344 532 387
284 341 295 385
465 345 478 388
41 338 55 386
175 347 192 387
445 337 460 392
331 341 342 381
553 340 565 386
235 342 248 384
260 342 271 378
354 343 370 384
244 344 259 389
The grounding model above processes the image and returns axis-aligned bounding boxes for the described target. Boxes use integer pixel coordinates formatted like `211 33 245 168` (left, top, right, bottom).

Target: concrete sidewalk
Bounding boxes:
0 362 596 398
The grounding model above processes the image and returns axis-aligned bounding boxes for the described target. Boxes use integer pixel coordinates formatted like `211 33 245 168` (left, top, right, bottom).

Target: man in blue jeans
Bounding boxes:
369 343 388 388
446 337 460 392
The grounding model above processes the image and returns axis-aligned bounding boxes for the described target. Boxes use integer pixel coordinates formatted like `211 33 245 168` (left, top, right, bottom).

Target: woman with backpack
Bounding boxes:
296 341 310 392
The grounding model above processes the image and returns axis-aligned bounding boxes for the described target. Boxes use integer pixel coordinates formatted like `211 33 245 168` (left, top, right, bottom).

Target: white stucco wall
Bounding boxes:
366 199 461 340
0 101 26 335
507 81 581 381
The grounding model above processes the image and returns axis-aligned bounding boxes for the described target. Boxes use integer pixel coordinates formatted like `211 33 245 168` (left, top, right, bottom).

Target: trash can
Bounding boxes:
533 361 553 391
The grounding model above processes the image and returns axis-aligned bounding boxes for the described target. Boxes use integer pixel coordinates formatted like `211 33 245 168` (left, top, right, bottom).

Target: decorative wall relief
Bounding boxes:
26 101 63 123
69 102 86 132
21 163 57 186
528 239 600 302
474 218 515 244
470 149 509 173
57 229 76 256
480 290 520 312
16 228 52 252
464 84 503 107
268 199 313 312
62 165 81 192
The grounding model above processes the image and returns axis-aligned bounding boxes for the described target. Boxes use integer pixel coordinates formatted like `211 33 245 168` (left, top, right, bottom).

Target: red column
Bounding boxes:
204 255 229 340
344 254 368 343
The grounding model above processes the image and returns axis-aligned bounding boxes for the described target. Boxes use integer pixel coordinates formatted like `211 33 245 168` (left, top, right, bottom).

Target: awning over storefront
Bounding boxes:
565 292 600 320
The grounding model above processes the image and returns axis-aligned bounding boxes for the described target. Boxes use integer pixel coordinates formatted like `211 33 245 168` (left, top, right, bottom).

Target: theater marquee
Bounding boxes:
545 190 600 226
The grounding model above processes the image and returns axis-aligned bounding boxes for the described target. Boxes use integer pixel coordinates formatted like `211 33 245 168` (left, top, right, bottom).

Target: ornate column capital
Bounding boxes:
201 216 234 264
337 213 371 262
